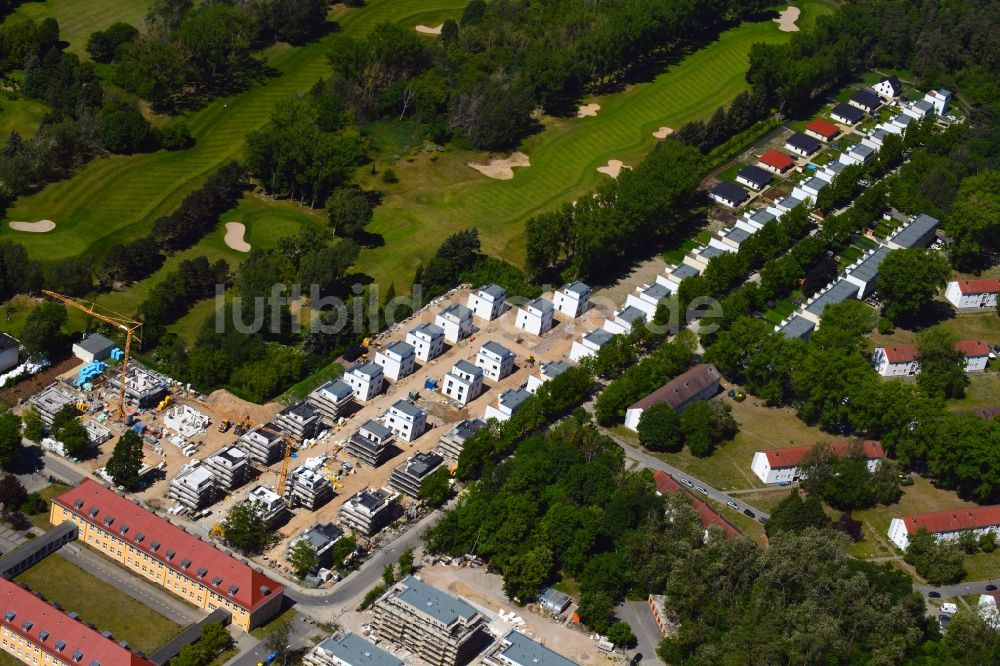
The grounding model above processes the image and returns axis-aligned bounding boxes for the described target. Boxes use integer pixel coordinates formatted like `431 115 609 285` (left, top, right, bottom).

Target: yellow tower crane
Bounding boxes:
42 290 142 422
201 403 297 498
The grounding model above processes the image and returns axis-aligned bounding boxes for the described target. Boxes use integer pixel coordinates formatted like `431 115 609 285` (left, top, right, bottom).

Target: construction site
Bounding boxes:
16 284 623 586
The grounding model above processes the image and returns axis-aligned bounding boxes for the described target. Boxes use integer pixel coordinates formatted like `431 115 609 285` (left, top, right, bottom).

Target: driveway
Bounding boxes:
616 600 663 664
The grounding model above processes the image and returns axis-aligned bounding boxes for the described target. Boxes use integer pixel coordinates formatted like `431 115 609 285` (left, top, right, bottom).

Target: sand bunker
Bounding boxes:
8 220 55 232
577 103 601 118
467 152 530 180
415 24 443 35
597 159 629 178
774 6 801 31
224 222 251 252
653 126 674 139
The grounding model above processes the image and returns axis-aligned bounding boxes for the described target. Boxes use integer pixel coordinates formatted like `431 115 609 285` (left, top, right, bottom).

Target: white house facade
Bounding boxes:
442 360 484 405
553 281 591 318
887 505 1000 550
525 360 572 395
569 328 614 362
475 341 515 381
750 441 885 485
484 388 533 423
383 400 428 442
514 298 554 336
872 345 920 377
435 304 474 344
945 279 1000 310
467 283 507 321
345 361 384 402
406 322 445 362
375 340 416 381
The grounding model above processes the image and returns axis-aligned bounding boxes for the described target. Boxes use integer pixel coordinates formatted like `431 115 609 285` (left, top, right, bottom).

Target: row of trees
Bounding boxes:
637 400 738 458
138 257 229 346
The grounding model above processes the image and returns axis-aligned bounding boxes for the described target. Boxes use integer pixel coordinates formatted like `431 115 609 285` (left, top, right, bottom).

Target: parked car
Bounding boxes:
680 478 694 488
743 509 756 518
727 501 739 510
986 584 997 591
928 591 941 598
941 603 958 615
758 516 767 524
695 486 708 495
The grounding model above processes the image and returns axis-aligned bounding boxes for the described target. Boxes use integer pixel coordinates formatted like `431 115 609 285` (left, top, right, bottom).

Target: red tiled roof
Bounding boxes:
651 472 740 538
955 339 990 358
0 577 154 666
763 441 885 469
806 118 840 138
899 505 1000 535
759 149 794 170
882 344 918 364
955 279 1000 295
52 479 283 612
630 364 721 412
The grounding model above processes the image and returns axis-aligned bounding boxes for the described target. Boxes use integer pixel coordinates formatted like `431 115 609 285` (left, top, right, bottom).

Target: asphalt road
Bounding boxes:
916 580 999 599
616 600 663 664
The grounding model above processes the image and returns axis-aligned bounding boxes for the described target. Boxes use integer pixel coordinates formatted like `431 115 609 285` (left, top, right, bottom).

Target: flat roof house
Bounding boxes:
344 361 384 402
442 360 484 406
775 314 816 341
338 488 399 538
303 632 403 666
475 341 515 382
204 445 252 491
274 401 321 440
514 297 554 336
307 379 354 424
72 333 115 363
848 87 881 114
168 465 218 511
526 359 572 395
624 282 671 318
239 424 286 466
924 88 952 116
0 333 18 374
784 132 822 157
758 149 795 174
735 165 773 190
839 143 876 166
656 263 700 289
29 383 79 426
830 102 865 125
801 279 860 325
388 451 444 499
624 364 721 431
710 181 749 209
886 212 939 250
602 304 647 335
751 441 885 485
482 630 579 666
553 281 591 318
804 118 840 142
569 328 614 362
435 304 474 344
887 505 1000 550
51 479 284 630
467 284 507 321
346 420 396 467
861 128 889 151
383 399 427 442
945 279 1000 310
790 176 828 205
902 98 933 120
484 388 533 422
436 418 486 461
285 466 334 510
288 524 346 572
246 486 289 529
844 246 891 298
815 160 847 183
735 208 776 235
406 322 445 362
873 75 902 100
375 340 416 382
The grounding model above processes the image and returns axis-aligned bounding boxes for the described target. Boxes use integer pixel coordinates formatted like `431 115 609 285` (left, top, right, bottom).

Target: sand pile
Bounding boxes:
597 159 629 178
8 220 55 232
224 222 251 252
653 126 674 139
467 152 530 180
577 103 601 118
415 24 443 35
774 6 801 31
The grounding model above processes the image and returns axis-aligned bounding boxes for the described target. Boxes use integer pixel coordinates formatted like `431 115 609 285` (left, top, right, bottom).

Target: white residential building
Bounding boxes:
484 388 533 423
844 246 891 299
307 379 354 424
790 176 827 205
247 485 289 528
602 305 647 335
568 328 614 362
750 441 885 485
838 143 875 166
872 345 920 377
303 632 403 666
375 340 416 381
442 360 484 405
383 399 428 442
886 212 939 250
924 89 952 116
656 263 700 289
406 322 445 362
861 128 889 151
902 98 933 120
553 281 591 318
957 339 990 373
945 279 1000 310
526 360 572 395
476 341 515 381
483 630 579 666
0 333 17 374
734 209 775 235
514 298 554 336
467 283 507 321
344 361 384 402
887 505 1000 550
624 283 671 319
435 304 474 344
872 75 901 100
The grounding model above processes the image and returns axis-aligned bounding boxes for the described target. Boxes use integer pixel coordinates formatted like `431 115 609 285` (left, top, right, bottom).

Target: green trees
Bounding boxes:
99 103 152 154
798 442 902 510
418 467 452 507
19 301 67 358
221 500 274 555
876 248 951 324
20 407 43 443
916 326 969 399
502 546 553 603
396 548 414 578
637 404 682 452
170 623 232 666
904 529 965 585
0 412 21 469
0 473 27 511
607 622 637 649
105 430 144 491
289 539 318 578
326 188 373 239
944 170 1000 270
678 401 738 458
764 490 829 537
49 406 90 458
86 22 138 63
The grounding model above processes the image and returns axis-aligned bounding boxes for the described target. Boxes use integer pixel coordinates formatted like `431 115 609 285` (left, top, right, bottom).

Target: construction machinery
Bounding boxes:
233 416 252 437
217 418 232 433
204 406 298 499
43 290 142 422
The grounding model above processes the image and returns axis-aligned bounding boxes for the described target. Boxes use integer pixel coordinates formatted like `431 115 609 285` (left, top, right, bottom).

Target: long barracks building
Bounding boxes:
49 479 284 631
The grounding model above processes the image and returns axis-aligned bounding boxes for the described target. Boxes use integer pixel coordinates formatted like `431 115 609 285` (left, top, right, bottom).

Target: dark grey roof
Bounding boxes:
390 399 424 419
524 297 553 313
777 315 815 340
831 102 865 123
889 213 940 249
825 161 846 175
880 75 901 94
670 263 700 280
315 633 403 666
801 176 827 192
315 379 353 401
394 576 478 625
913 99 933 112
452 359 483 377
448 418 486 442
615 306 647 324
712 180 750 204
0 333 17 352
479 283 506 299
869 128 888 142
353 488 392 512
640 283 671 301
777 196 803 210
785 132 821 154
281 401 319 419
480 340 513 359
401 451 443 479
75 333 115 355
737 165 773 187
498 388 532 411
440 303 473 320
410 322 444 338
562 281 590 296
500 630 579 666
724 227 752 244
846 246 891 283
350 361 383 378
850 144 875 159
540 360 572 379
892 113 914 127
383 340 414 358
805 280 860 316
850 87 881 109
360 420 392 440
749 209 776 226
584 329 614 346
700 245 725 260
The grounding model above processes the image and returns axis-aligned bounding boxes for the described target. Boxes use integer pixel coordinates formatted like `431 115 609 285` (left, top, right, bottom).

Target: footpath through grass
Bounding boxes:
15 554 183 653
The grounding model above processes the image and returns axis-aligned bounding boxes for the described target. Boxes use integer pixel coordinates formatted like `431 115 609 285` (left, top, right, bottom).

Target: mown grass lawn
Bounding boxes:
26 482 69 530
15 555 182 653
0 96 48 138
2 0 150 55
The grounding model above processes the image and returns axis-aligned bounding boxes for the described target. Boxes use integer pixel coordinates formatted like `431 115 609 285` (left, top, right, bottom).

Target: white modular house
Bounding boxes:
384 399 428 442
838 143 875 166
525 359 572 395
775 315 816 341
872 344 920 377
569 328 614 362
887 505 1000 551
683 244 726 272
711 226 752 253
924 89 952 116
475 341 515 381
734 208 776 235
344 360 384 402
770 195 803 215
72 332 115 363
435 304 474 344
625 283 671 319
375 340 416 381
406 322 446 362
484 388 533 423
800 279 860 325
656 263 700 289
945 279 1000 310
902 98 933 120
890 112 915 134
442 360 484 405
307 379 354 423
872 75 902 100
886 212 939 250
844 246 891 298
467 283 507 321
514 297 555 336
751 440 885 485
815 161 846 183
861 128 889 151
553 281 591 318
790 176 827 205
602 305 647 335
